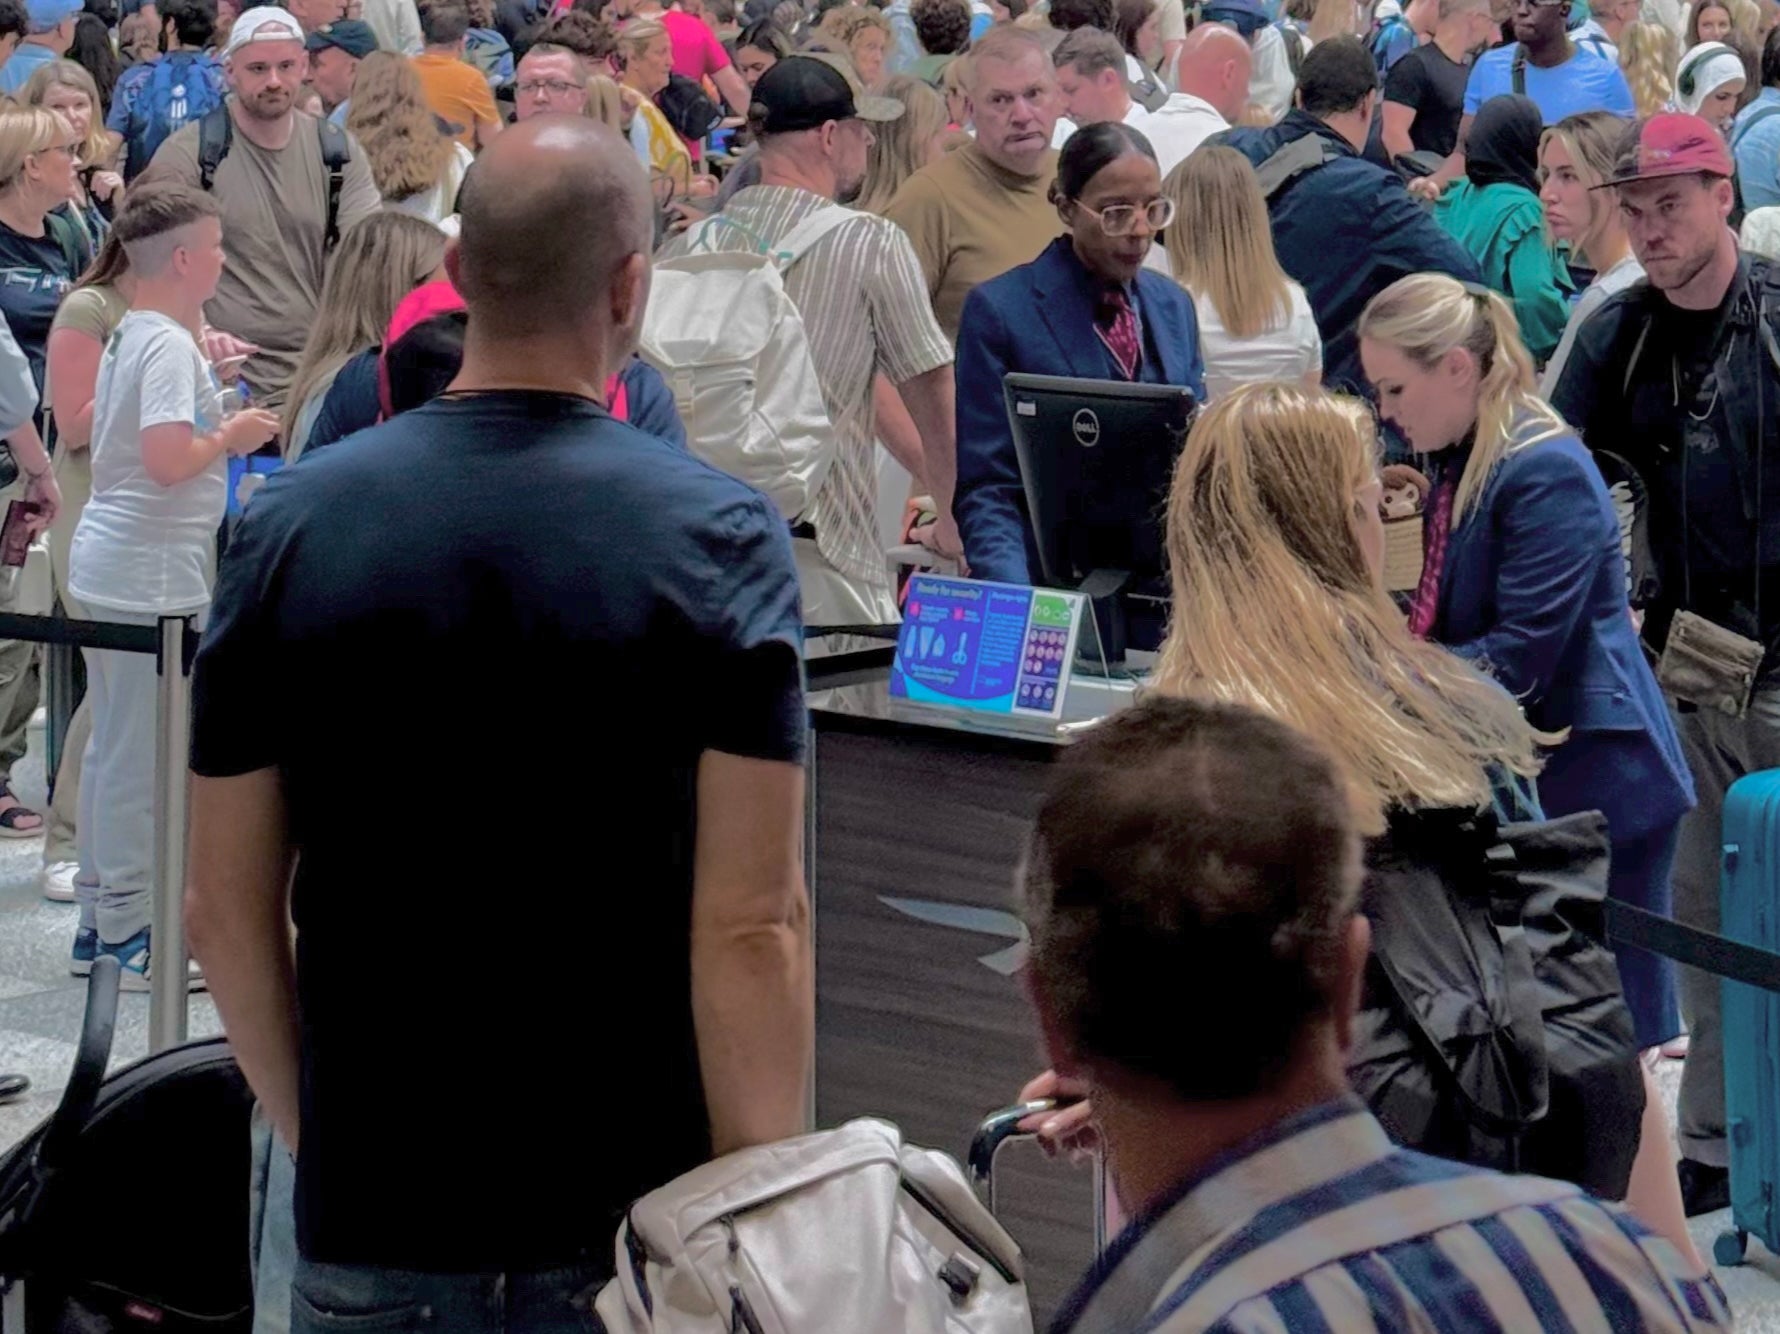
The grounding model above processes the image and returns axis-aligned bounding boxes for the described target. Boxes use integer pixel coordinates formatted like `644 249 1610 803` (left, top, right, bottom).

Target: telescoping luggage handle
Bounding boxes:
969 1098 1108 1254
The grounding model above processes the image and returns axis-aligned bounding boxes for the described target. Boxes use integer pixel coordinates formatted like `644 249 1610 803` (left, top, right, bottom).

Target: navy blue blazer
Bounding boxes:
953 236 1207 587
1433 430 1695 842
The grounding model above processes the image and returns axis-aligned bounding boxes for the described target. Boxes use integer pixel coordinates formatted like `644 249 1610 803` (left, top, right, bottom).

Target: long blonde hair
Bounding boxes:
1162 147 1292 339
345 51 459 201
1308 0 1358 43
1620 21 1678 117
20 61 116 172
856 74 947 212
1150 383 1542 834
281 212 447 453
1538 110 1627 265
1356 273 1567 526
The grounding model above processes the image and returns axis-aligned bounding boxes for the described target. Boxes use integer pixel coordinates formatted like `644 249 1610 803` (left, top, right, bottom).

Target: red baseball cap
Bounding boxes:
1596 113 1734 188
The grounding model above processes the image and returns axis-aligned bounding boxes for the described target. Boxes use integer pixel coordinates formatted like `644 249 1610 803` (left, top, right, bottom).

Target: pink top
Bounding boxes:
661 9 730 79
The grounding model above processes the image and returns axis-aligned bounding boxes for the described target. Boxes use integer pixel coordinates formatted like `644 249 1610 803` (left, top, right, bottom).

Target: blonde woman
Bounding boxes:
618 18 692 193
839 5 892 89
1621 20 1679 115
855 74 949 212
1158 147 1319 400
282 213 448 459
22 61 120 252
1358 274 1701 1264
345 52 474 232
1538 111 1643 392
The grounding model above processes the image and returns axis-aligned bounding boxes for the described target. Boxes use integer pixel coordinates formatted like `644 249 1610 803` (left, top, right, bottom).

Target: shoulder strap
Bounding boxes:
43 210 80 281
316 116 350 253
772 204 859 270
1511 43 1526 95
1252 133 1336 199
196 104 232 191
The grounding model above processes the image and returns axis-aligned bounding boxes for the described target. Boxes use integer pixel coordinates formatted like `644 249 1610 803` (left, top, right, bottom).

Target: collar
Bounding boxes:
1045 234 1140 314
1282 108 1359 159
1053 1097 1383 1333
963 137 1057 191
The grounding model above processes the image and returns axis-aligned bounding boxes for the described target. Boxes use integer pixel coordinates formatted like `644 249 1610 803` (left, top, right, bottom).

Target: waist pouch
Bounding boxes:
1658 609 1764 717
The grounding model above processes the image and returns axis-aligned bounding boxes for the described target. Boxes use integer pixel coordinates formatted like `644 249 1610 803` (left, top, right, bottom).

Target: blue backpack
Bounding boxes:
1370 14 1413 73
121 53 226 182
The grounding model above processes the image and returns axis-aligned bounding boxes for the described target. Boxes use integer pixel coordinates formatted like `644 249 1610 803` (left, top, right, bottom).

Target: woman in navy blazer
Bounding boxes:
1360 273 1699 1251
952 122 1206 587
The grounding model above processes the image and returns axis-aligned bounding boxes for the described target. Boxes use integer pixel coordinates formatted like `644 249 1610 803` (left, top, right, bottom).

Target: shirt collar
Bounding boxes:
1050 234 1140 314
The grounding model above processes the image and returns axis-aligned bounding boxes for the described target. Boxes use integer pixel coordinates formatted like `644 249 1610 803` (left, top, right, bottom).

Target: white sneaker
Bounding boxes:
41 860 78 903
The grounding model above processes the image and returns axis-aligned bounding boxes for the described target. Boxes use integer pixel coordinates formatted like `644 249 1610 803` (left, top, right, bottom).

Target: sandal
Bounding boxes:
0 784 43 839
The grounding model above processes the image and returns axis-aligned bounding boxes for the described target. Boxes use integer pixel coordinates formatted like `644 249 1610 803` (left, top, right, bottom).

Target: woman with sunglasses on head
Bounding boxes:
953 122 1205 586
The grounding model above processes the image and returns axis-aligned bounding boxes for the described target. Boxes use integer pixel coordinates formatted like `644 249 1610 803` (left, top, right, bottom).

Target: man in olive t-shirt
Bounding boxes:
142 6 380 408
883 25 1062 342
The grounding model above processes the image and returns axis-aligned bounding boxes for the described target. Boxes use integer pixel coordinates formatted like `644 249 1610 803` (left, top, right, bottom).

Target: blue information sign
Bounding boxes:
890 575 1085 721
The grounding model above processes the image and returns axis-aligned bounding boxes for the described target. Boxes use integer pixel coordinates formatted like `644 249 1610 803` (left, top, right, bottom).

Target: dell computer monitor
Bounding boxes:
1004 373 1195 666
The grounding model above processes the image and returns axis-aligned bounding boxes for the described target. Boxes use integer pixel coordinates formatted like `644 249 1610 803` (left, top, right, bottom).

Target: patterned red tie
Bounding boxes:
1096 288 1141 381
1408 470 1455 640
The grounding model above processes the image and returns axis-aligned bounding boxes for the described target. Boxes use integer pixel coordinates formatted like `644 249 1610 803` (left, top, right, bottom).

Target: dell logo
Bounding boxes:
1071 409 1101 448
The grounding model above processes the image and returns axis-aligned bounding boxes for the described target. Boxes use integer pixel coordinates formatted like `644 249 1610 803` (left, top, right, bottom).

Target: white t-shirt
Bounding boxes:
1129 93 1229 177
70 310 225 615
1539 252 1644 396
1188 277 1323 401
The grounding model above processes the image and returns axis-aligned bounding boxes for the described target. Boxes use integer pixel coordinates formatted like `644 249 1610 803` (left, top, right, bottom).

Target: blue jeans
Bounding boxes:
289 1257 606 1333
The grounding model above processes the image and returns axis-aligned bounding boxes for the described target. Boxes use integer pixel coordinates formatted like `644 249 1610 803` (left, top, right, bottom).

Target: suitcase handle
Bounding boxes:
36 957 120 1173
969 1097 1108 1253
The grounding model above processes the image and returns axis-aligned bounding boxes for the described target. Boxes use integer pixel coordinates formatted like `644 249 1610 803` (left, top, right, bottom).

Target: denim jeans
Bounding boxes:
289 1257 605 1333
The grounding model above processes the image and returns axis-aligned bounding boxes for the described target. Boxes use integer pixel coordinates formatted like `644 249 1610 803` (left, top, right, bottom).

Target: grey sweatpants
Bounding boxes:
1671 686 1780 1167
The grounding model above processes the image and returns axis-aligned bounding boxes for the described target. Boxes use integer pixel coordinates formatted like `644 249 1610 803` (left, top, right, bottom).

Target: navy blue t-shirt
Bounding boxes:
191 390 806 1272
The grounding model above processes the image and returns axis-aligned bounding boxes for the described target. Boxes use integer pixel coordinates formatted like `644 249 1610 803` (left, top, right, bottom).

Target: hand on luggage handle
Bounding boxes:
970 1095 1109 1255
36 958 120 1174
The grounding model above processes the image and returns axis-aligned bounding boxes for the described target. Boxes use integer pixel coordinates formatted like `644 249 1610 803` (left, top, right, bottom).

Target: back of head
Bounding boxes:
0 0 25 42
345 50 456 199
1161 146 1289 337
1052 22 1124 77
1172 20 1250 107
1619 22 1678 114
1046 0 1113 31
162 0 219 47
420 0 470 45
910 0 969 54
1463 92 1542 190
453 116 651 341
966 22 1051 87
1295 32 1376 115
618 13 665 60
1150 382 1540 832
857 72 948 209
111 179 219 276
1435 0 1488 23
737 15 793 57
532 8 618 61
1021 695 1361 1100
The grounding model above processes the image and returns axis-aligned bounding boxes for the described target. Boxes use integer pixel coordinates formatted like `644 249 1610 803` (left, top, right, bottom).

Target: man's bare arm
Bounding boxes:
896 363 962 560
185 769 302 1152
691 751 811 1156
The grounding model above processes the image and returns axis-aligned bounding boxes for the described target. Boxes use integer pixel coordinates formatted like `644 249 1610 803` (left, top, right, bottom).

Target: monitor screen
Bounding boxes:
1003 373 1195 596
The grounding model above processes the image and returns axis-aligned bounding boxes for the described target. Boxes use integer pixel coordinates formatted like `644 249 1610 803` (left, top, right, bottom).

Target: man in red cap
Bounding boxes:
1550 111 1778 1219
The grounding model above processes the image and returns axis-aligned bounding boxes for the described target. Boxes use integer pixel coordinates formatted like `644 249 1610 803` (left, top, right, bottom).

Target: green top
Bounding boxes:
1435 180 1573 366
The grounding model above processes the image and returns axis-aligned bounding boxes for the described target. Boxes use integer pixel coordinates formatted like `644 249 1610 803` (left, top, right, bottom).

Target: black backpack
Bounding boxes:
655 72 724 142
195 105 352 252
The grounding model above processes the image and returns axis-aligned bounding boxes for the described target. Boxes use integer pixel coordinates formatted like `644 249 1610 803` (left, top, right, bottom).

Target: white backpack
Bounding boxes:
593 1118 1035 1334
640 208 857 522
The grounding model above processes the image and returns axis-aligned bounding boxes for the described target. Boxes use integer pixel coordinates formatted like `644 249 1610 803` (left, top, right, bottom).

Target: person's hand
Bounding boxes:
202 328 259 381
22 467 60 532
88 170 123 203
1408 175 1447 202
220 408 280 456
918 511 965 564
1015 1069 1097 1160
687 174 719 200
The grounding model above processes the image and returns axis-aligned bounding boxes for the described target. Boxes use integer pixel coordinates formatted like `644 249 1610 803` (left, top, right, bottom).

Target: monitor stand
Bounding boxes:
1073 568 1131 676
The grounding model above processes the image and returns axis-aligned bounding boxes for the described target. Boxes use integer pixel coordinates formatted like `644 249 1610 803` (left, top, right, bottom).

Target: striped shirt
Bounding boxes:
657 185 953 605
1053 1099 1731 1334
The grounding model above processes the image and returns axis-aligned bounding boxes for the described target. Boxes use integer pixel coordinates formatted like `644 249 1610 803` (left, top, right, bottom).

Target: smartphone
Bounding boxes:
0 500 41 568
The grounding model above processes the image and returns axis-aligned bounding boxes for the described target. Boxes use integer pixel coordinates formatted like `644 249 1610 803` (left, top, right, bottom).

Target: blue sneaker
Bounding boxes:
70 927 96 978
93 928 204 994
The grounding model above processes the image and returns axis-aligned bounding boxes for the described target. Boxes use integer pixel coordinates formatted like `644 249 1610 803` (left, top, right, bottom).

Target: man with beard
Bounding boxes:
141 5 379 408
1550 113 1780 1220
657 55 957 631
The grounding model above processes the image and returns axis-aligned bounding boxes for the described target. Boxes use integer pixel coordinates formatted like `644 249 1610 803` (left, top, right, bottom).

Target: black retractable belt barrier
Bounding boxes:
1605 900 1780 995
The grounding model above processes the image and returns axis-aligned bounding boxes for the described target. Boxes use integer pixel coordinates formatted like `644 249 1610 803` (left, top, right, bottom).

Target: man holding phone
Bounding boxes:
66 182 277 989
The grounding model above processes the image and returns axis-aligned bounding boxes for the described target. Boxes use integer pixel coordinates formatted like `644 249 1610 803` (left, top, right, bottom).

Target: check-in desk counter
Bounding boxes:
806 670 1137 1325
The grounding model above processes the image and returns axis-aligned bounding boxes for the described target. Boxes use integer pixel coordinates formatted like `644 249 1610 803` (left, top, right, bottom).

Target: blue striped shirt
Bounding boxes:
1053 1099 1731 1334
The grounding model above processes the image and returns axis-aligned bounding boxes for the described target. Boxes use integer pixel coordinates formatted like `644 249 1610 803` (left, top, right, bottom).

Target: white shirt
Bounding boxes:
387 141 473 238
1249 24 1297 121
1539 252 1644 395
1147 253 1322 400
71 311 225 615
1128 93 1228 176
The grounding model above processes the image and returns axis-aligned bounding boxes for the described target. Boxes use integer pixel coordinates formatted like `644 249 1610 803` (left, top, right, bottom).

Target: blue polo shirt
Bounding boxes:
1462 42 1634 121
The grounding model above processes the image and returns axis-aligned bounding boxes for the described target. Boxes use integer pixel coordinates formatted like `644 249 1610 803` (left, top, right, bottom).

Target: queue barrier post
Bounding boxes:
148 614 194 1054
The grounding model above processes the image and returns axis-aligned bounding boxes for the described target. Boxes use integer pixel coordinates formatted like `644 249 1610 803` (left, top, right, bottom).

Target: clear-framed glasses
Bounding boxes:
516 78 584 97
1075 196 1176 237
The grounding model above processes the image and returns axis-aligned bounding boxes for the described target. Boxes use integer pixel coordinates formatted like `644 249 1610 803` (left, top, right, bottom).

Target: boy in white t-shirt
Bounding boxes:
68 183 279 989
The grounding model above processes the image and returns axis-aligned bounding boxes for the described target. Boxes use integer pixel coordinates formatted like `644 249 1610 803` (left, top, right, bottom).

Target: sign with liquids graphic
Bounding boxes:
890 575 1084 722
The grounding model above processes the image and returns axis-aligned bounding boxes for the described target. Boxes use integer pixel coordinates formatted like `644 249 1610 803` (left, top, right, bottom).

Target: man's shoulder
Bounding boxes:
891 147 972 202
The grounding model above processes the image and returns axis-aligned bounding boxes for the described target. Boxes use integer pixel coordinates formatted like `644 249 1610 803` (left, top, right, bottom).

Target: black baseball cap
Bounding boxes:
305 18 378 57
747 55 902 135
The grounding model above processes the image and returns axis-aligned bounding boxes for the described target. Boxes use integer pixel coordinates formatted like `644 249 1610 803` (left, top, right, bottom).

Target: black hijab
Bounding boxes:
1465 94 1544 195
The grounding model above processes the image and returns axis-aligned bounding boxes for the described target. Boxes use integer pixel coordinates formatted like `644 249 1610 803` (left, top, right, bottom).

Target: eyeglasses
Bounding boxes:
1073 196 1175 236
516 78 584 97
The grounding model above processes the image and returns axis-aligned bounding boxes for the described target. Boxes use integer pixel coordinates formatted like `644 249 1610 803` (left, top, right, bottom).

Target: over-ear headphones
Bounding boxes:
1677 41 1725 98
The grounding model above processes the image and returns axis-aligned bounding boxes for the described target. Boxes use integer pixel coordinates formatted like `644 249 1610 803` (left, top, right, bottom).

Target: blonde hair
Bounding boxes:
1356 273 1567 527
1308 0 1358 44
587 72 626 131
618 16 668 66
856 73 947 211
20 61 115 171
281 212 447 454
1538 110 1626 263
1150 383 1542 834
0 106 71 194
1728 0 1762 40
1621 20 1678 115
345 51 459 202
1162 147 1292 340
839 4 891 44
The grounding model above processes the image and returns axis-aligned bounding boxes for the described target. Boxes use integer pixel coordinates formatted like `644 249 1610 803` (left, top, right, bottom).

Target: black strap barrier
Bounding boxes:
0 611 199 663
1605 900 1780 997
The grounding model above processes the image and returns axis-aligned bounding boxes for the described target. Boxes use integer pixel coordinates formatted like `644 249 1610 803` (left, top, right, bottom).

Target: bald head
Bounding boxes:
455 116 653 341
1174 22 1251 122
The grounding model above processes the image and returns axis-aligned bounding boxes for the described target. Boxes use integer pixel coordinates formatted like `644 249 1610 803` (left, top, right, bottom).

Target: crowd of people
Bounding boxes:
0 0 1760 1320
